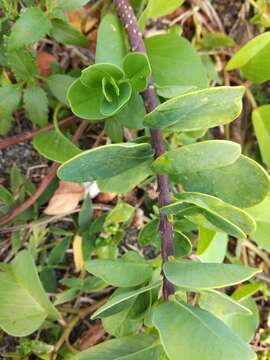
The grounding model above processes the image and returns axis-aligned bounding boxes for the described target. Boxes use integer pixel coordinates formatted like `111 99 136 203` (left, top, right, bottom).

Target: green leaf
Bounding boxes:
199 290 251 317
0 84 21 135
153 140 241 176
139 0 185 31
105 201 134 225
0 185 13 206
102 309 141 338
156 84 196 98
6 47 38 81
173 155 270 208
246 196 270 251
200 32 235 50
98 159 153 194
153 301 255 360
47 74 74 106
92 281 161 319
50 18 87 47
96 14 127 67
73 334 161 360
79 194 93 234
105 117 123 143
51 0 89 11
162 192 256 238
252 105 270 167
173 231 192 257
48 237 70 265
143 86 245 131
197 227 228 263
68 64 132 120
163 259 260 290
33 130 81 163
24 87 48 127
221 298 259 342
138 218 160 246
0 250 61 336
232 282 265 302
114 92 145 129
123 52 151 92
8 8 51 50
58 142 153 182
226 32 270 83
85 252 152 287
145 34 208 89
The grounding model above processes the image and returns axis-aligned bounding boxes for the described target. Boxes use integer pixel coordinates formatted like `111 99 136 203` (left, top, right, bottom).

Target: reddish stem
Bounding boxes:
0 116 80 150
114 0 174 299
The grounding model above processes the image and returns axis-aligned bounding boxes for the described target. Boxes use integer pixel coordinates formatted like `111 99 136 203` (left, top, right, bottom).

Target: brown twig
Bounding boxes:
0 116 80 150
0 120 89 226
114 0 174 299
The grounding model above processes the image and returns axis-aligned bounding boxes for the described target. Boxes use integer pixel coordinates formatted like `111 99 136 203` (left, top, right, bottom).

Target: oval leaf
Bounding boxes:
73 334 161 360
153 301 255 360
58 143 153 182
143 86 245 131
173 155 270 208
163 259 260 290
152 140 241 175
85 252 152 288
92 281 161 320
162 192 256 238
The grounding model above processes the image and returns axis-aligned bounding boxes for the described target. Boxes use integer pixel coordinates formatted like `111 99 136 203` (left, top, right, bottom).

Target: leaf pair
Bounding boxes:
162 192 256 238
68 55 151 120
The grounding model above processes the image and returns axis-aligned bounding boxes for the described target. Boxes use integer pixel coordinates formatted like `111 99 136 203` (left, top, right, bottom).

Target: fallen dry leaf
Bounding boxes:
36 51 56 76
78 322 105 350
96 192 117 204
73 234 84 272
44 181 84 215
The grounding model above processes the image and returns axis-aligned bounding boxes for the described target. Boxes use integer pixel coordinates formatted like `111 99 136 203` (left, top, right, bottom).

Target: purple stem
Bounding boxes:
114 0 174 299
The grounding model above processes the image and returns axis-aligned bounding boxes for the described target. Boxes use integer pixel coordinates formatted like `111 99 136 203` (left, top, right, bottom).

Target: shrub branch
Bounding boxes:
114 0 174 299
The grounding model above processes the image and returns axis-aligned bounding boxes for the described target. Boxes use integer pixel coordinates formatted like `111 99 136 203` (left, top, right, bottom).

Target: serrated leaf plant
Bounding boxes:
0 0 88 134
33 0 270 359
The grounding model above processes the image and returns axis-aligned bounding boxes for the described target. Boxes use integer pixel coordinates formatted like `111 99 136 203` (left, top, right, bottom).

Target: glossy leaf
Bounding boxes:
85 252 152 287
0 250 61 336
92 282 161 319
143 86 245 131
152 140 241 175
246 197 270 251
123 52 151 92
73 334 161 360
33 130 81 163
173 231 192 257
153 301 255 360
252 105 270 167
24 87 48 127
8 8 51 50
50 19 87 47
58 143 153 182
146 34 208 88
138 218 160 246
174 155 270 208
96 14 127 67
226 32 270 83
163 259 260 290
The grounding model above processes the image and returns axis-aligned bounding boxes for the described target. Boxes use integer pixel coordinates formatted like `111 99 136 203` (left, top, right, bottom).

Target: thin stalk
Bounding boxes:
113 0 174 299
